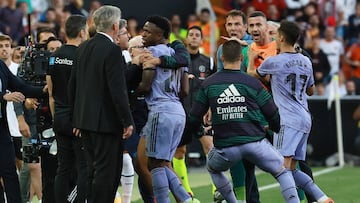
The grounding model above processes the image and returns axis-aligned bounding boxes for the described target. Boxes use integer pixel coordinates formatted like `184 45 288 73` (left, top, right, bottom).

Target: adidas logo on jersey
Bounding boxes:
217 84 245 104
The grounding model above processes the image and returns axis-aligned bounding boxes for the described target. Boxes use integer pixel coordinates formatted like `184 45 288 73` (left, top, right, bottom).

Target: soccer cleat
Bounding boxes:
191 197 201 203
213 190 225 203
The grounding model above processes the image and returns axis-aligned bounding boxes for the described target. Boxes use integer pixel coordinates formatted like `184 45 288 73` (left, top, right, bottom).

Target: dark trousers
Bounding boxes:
55 134 87 203
244 160 260 203
82 130 124 203
0 121 21 203
40 147 58 203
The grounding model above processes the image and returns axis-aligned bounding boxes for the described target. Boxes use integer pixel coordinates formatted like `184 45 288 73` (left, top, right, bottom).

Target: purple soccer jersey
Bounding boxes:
257 52 314 133
146 44 187 114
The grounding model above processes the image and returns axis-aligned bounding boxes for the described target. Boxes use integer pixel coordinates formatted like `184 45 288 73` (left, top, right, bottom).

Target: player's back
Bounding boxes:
266 52 314 133
146 44 185 115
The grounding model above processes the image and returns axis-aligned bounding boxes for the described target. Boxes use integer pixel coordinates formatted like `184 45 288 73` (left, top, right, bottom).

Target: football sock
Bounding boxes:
121 153 134 203
208 169 237 203
229 161 246 200
151 167 170 203
292 169 325 201
164 167 191 201
205 155 217 194
275 168 300 203
173 157 193 195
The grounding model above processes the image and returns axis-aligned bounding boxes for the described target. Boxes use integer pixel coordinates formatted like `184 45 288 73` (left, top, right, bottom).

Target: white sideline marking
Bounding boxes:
258 166 342 191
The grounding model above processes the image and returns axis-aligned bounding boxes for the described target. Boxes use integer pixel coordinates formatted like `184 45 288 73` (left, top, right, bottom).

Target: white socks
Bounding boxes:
120 153 134 203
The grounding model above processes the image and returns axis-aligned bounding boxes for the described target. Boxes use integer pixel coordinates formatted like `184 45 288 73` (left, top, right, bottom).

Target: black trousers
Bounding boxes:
0 120 21 203
81 130 124 203
54 134 87 203
40 147 58 203
244 160 260 203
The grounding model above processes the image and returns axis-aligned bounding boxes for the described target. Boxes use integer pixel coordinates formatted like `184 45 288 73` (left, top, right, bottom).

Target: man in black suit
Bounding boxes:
0 59 46 203
68 5 134 203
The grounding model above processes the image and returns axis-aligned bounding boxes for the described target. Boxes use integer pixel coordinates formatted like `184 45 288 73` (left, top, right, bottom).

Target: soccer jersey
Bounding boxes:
146 44 186 115
241 41 278 72
189 69 280 147
257 52 314 133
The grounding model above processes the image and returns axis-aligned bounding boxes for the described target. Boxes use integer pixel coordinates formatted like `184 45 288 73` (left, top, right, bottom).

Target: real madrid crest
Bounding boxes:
199 65 206 80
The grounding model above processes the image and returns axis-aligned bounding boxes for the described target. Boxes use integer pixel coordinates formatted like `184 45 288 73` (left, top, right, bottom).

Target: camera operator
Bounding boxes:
46 15 88 202
0 43 47 203
15 28 60 203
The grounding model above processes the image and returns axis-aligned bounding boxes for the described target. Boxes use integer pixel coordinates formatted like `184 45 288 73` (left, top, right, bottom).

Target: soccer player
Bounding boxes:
248 20 334 203
215 9 258 203
135 15 194 202
187 39 300 203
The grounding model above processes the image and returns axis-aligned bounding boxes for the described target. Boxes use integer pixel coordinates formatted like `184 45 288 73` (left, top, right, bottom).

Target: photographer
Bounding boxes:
46 15 88 202
15 28 59 203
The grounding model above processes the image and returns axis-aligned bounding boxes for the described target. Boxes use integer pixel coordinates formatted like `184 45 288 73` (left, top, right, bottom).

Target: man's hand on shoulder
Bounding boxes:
221 36 248 46
3 92 25 103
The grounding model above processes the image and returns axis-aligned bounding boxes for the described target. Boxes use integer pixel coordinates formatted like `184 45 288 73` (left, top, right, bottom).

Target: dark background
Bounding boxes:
84 0 197 28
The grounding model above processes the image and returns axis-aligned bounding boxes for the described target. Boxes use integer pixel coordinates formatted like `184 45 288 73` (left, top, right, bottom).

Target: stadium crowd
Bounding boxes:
0 0 357 202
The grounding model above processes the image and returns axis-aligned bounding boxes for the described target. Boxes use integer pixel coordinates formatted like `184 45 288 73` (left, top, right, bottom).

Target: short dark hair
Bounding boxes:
248 11 267 19
45 37 63 47
278 20 300 46
222 40 242 63
200 8 210 14
65 15 87 39
187 25 203 38
226 9 247 25
146 15 171 39
36 28 56 43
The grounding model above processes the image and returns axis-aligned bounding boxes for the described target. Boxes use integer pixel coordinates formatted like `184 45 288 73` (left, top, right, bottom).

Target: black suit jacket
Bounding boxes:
68 33 134 134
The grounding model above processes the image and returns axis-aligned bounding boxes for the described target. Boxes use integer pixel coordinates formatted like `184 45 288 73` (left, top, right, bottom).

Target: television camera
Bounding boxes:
17 37 51 86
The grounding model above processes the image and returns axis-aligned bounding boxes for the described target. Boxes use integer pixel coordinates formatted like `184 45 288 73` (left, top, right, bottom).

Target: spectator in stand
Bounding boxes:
285 0 309 21
319 26 344 78
127 16 140 38
169 14 187 43
65 0 88 17
187 13 197 27
346 80 356 95
303 2 317 22
17 1 31 38
306 37 331 85
35 8 61 37
49 0 66 23
336 0 356 41
188 8 220 57
231 0 253 14
304 14 322 49
347 2 360 46
267 4 281 22
252 0 287 19
86 0 101 29
345 32 360 94
0 0 25 46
